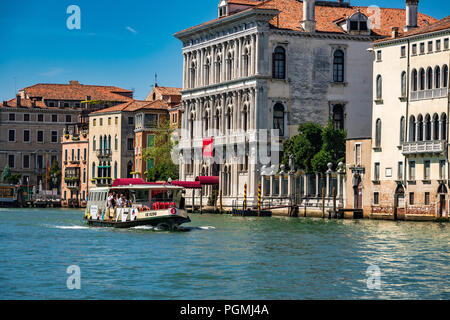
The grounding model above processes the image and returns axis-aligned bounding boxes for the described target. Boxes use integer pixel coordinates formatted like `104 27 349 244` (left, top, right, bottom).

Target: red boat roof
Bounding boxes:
171 181 202 189
195 176 219 185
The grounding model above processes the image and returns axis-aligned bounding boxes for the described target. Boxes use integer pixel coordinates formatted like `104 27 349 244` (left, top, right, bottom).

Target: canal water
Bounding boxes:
0 207 448 300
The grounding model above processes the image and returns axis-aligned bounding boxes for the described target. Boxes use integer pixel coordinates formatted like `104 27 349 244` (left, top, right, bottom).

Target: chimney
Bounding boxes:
16 94 21 108
392 27 399 38
404 0 419 32
301 0 316 33
69 80 80 85
31 100 36 108
3 101 7 107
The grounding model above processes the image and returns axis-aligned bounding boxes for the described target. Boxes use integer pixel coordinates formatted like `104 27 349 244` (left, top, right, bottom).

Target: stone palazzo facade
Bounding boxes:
175 0 436 209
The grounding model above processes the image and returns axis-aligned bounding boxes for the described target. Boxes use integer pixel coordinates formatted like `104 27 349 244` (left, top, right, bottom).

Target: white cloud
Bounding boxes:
125 26 137 34
41 68 64 77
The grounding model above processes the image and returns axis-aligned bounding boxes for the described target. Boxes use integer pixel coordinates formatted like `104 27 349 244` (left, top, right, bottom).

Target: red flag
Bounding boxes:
46 156 50 180
203 138 214 158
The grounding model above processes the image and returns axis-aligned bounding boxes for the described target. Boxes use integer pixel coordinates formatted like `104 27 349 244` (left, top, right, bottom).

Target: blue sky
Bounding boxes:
0 0 448 101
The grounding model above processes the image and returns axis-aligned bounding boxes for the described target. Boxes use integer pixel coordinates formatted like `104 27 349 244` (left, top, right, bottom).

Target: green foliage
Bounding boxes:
1 165 11 183
283 121 347 173
7 173 21 184
144 120 179 182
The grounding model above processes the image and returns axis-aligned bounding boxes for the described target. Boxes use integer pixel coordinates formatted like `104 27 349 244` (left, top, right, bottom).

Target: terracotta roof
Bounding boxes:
21 82 133 102
91 99 170 115
228 0 260 5
2 97 77 110
176 0 437 38
375 15 450 43
145 86 182 102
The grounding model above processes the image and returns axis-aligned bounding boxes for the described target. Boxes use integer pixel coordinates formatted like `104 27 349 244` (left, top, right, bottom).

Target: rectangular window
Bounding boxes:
409 161 416 180
84 148 87 161
420 42 425 54
51 131 58 143
108 117 111 125
374 162 380 181
409 192 415 205
24 114 30 122
115 117 118 125
398 162 404 180
128 117 134 125
424 160 430 180
23 130 30 142
428 41 433 52
425 192 430 205
412 44 417 55
23 155 30 169
355 143 361 166
64 102 69 108
77 149 80 161
8 155 15 168
440 160 446 179
436 40 441 51
445 38 449 50
52 115 58 122
93 119 96 126
8 130 15 142
38 114 44 122
9 113 15 121
400 46 406 58
376 50 382 61
37 131 44 142
147 135 155 148
37 155 43 169
65 150 68 162
66 115 72 123
100 118 103 126
373 192 380 205
127 138 134 151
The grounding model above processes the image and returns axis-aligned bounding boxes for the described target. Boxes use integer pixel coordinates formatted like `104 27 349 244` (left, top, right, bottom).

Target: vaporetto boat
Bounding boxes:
84 179 190 230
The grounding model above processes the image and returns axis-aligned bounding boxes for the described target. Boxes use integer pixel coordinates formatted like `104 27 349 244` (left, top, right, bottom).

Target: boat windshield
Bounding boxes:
111 188 184 209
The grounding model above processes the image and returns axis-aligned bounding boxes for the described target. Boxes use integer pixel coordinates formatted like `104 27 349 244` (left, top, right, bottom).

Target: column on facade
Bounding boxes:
416 121 420 141
250 88 256 130
255 33 260 75
221 93 226 136
222 42 226 83
234 40 239 80
326 171 331 197
182 53 187 89
238 37 243 79
422 121 426 141
440 120 444 140
315 173 320 197
236 90 242 131
251 34 256 76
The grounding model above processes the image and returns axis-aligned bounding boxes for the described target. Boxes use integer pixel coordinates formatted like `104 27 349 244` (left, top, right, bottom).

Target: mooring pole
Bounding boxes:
322 187 325 219
192 188 195 214
243 183 247 211
200 187 203 215
333 187 337 218
257 183 261 217
219 190 223 213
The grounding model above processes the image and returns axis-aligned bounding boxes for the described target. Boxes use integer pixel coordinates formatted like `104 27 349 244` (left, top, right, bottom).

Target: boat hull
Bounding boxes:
85 215 191 229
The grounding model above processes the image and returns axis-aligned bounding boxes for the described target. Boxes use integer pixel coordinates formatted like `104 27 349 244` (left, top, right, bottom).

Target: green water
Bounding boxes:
0 207 448 299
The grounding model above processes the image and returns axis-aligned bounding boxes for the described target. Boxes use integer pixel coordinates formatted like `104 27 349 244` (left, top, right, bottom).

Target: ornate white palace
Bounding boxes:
174 0 437 210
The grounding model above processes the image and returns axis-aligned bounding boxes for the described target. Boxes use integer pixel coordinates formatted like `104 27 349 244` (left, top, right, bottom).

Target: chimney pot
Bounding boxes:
404 0 419 32
3 101 7 107
392 27 399 38
302 0 316 33
69 80 80 85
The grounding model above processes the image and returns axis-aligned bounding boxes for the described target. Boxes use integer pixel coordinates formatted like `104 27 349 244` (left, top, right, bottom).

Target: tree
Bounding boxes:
49 160 61 189
143 120 179 182
1 164 11 183
321 120 347 167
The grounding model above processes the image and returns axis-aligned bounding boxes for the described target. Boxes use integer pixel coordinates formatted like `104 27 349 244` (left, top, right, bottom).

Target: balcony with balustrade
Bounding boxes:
402 140 447 155
96 149 112 159
410 88 448 101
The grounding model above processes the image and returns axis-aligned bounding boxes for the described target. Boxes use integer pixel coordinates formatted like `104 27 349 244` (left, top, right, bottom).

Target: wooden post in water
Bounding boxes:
257 183 261 217
200 187 203 215
243 183 247 211
322 187 325 219
333 187 337 218
219 190 223 213
192 188 195 214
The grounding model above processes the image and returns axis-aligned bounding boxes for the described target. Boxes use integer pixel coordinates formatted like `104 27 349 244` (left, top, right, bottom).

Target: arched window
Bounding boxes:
419 68 425 90
409 116 416 142
103 135 107 151
401 71 407 97
226 52 233 80
108 135 111 151
417 114 424 141
83 168 86 183
400 116 405 143
204 111 209 135
375 119 382 147
441 113 447 140
433 114 440 140
333 50 345 83
190 61 196 88
99 136 103 151
92 162 96 178
115 135 118 151
114 161 118 179
204 59 210 86
242 105 248 132
273 103 285 137
425 114 431 140
215 109 220 133
272 46 286 79
332 104 344 130
93 136 96 151
127 161 133 178
215 56 222 83
443 65 449 88
376 75 382 99
189 113 194 139
411 69 418 91
427 67 433 90
435 66 441 89
243 48 250 77
226 107 232 131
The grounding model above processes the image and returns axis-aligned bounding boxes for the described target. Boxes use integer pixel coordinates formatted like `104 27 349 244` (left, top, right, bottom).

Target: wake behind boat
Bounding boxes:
84 178 190 230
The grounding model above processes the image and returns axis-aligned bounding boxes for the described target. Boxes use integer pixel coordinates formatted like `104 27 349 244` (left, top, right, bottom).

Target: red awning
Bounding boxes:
171 181 202 189
112 178 147 187
196 176 219 185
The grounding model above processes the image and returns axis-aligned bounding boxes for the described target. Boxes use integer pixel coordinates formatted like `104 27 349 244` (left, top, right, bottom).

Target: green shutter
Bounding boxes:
147 135 155 147
147 158 154 170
